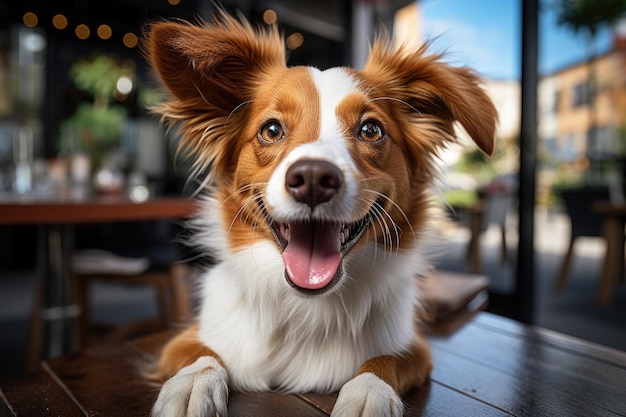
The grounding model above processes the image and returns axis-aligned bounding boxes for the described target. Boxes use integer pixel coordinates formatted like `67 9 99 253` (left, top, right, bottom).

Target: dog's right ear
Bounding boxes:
146 14 286 115
145 14 286 183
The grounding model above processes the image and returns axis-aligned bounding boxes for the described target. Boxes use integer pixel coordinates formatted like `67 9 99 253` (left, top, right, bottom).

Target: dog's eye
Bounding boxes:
358 120 385 143
259 121 285 144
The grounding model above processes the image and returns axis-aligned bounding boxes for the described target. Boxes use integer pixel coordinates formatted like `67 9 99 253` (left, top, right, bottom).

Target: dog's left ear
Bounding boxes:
362 41 497 156
145 14 286 116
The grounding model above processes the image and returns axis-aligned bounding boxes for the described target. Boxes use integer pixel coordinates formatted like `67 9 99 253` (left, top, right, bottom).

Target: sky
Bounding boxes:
420 0 613 80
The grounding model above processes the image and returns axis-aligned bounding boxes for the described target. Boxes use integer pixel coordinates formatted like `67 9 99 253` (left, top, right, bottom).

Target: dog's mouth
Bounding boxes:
261 200 375 294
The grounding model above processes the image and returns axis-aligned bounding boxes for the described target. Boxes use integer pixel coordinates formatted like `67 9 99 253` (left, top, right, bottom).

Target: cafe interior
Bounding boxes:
0 0 368 376
0 0 625 384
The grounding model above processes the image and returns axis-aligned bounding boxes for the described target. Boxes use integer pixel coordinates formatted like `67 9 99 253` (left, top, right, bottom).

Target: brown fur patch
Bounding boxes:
153 323 224 381
223 66 322 251
355 330 432 394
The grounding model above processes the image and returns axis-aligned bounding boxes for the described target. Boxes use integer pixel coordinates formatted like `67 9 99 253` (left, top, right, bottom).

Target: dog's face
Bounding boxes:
147 15 497 295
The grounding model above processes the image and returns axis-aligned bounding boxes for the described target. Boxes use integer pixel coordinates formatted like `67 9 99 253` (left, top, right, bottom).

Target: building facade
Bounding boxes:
538 25 626 178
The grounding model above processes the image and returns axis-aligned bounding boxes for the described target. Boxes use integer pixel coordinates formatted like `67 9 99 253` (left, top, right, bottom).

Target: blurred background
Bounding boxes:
0 0 625 377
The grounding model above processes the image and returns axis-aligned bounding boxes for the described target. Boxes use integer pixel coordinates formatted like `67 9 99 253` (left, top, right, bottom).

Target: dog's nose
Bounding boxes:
285 160 343 208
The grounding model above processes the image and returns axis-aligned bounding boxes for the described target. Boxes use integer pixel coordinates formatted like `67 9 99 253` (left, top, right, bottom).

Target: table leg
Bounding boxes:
27 224 80 369
468 206 484 274
597 215 625 306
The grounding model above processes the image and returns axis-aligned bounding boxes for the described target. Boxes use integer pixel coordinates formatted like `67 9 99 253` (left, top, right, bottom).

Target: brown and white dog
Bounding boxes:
146 11 496 417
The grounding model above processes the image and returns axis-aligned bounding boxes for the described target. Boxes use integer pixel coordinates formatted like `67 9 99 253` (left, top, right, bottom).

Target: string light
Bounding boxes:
75 24 90 40
286 32 304 50
263 9 277 25
52 14 68 30
123 33 138 48
26 7 171 49
23 12 38 28
97 24 112 40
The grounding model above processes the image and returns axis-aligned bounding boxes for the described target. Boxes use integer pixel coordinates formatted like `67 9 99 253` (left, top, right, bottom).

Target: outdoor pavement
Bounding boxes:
433 207 626 351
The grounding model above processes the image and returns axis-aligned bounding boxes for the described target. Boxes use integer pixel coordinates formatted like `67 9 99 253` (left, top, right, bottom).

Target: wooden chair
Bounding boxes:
554 185 611 292
460 190 513 273
74 261 193 348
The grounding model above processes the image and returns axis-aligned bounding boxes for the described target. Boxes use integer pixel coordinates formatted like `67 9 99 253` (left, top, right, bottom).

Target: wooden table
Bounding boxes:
1 312 624 416
0 195 196 224
593 200 626 306
0 195 199 365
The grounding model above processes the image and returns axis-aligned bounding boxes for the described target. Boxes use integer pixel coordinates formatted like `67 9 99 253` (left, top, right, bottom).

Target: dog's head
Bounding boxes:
147 13 497 295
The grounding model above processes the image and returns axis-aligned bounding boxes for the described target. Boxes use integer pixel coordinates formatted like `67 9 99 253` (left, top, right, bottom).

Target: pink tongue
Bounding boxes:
282 222 342 290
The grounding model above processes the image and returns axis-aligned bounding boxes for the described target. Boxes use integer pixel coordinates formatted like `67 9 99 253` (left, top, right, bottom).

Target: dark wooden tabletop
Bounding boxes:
1 312 625 417
0 196 198 224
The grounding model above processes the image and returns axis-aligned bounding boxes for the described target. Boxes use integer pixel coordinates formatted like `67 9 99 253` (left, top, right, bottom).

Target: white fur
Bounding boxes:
310 67 360 146
331 373 403 417
193 196 428 394
152 356 229 417
265 67 361 223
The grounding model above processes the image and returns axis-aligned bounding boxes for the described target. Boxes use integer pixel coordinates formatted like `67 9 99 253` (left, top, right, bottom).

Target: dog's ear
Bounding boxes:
146 14 286 115
361 40 497 156
144 14 286 183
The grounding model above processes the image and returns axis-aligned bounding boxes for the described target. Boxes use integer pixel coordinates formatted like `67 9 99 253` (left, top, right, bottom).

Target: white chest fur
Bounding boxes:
196 237 426 393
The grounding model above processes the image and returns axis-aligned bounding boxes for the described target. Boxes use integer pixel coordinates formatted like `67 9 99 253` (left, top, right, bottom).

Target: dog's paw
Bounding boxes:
151 356 229 417
331 373 403 417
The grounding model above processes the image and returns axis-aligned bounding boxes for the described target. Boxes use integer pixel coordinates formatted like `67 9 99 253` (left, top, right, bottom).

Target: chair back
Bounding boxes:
557 185 611 238
481 192 512 231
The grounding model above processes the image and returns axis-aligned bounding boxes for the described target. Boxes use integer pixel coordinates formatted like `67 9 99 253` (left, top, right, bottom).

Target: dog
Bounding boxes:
146 11 496 417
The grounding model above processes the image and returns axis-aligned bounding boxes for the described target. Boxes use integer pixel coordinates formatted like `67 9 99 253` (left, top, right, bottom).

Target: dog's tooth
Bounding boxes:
284 225 291 241
340 231 346 244
341 227 351 244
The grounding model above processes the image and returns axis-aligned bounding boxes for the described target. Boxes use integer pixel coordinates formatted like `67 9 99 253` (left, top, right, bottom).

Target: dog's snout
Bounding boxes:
285 160 343 208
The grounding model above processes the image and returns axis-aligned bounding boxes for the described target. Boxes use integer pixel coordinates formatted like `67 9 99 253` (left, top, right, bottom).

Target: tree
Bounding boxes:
553 0 626 37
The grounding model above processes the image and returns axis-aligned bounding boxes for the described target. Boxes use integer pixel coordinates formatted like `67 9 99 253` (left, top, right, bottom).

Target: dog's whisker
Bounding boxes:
370 199 403 261
364 189 416 240
371 211 388 262
221 183 267 207
228 193 262 234
369 204 393 263
223 186 268 235
376 209 396 261
374 202 402 255
355 194 388 260
248 199 267 234
245 195 264 224
368 96 422 114
372 206 391 253
228 204 248 234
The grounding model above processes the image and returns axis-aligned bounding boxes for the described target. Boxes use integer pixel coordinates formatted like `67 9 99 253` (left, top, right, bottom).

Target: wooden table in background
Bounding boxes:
0 196 197 224
1 312 624 416
0 195 199 366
